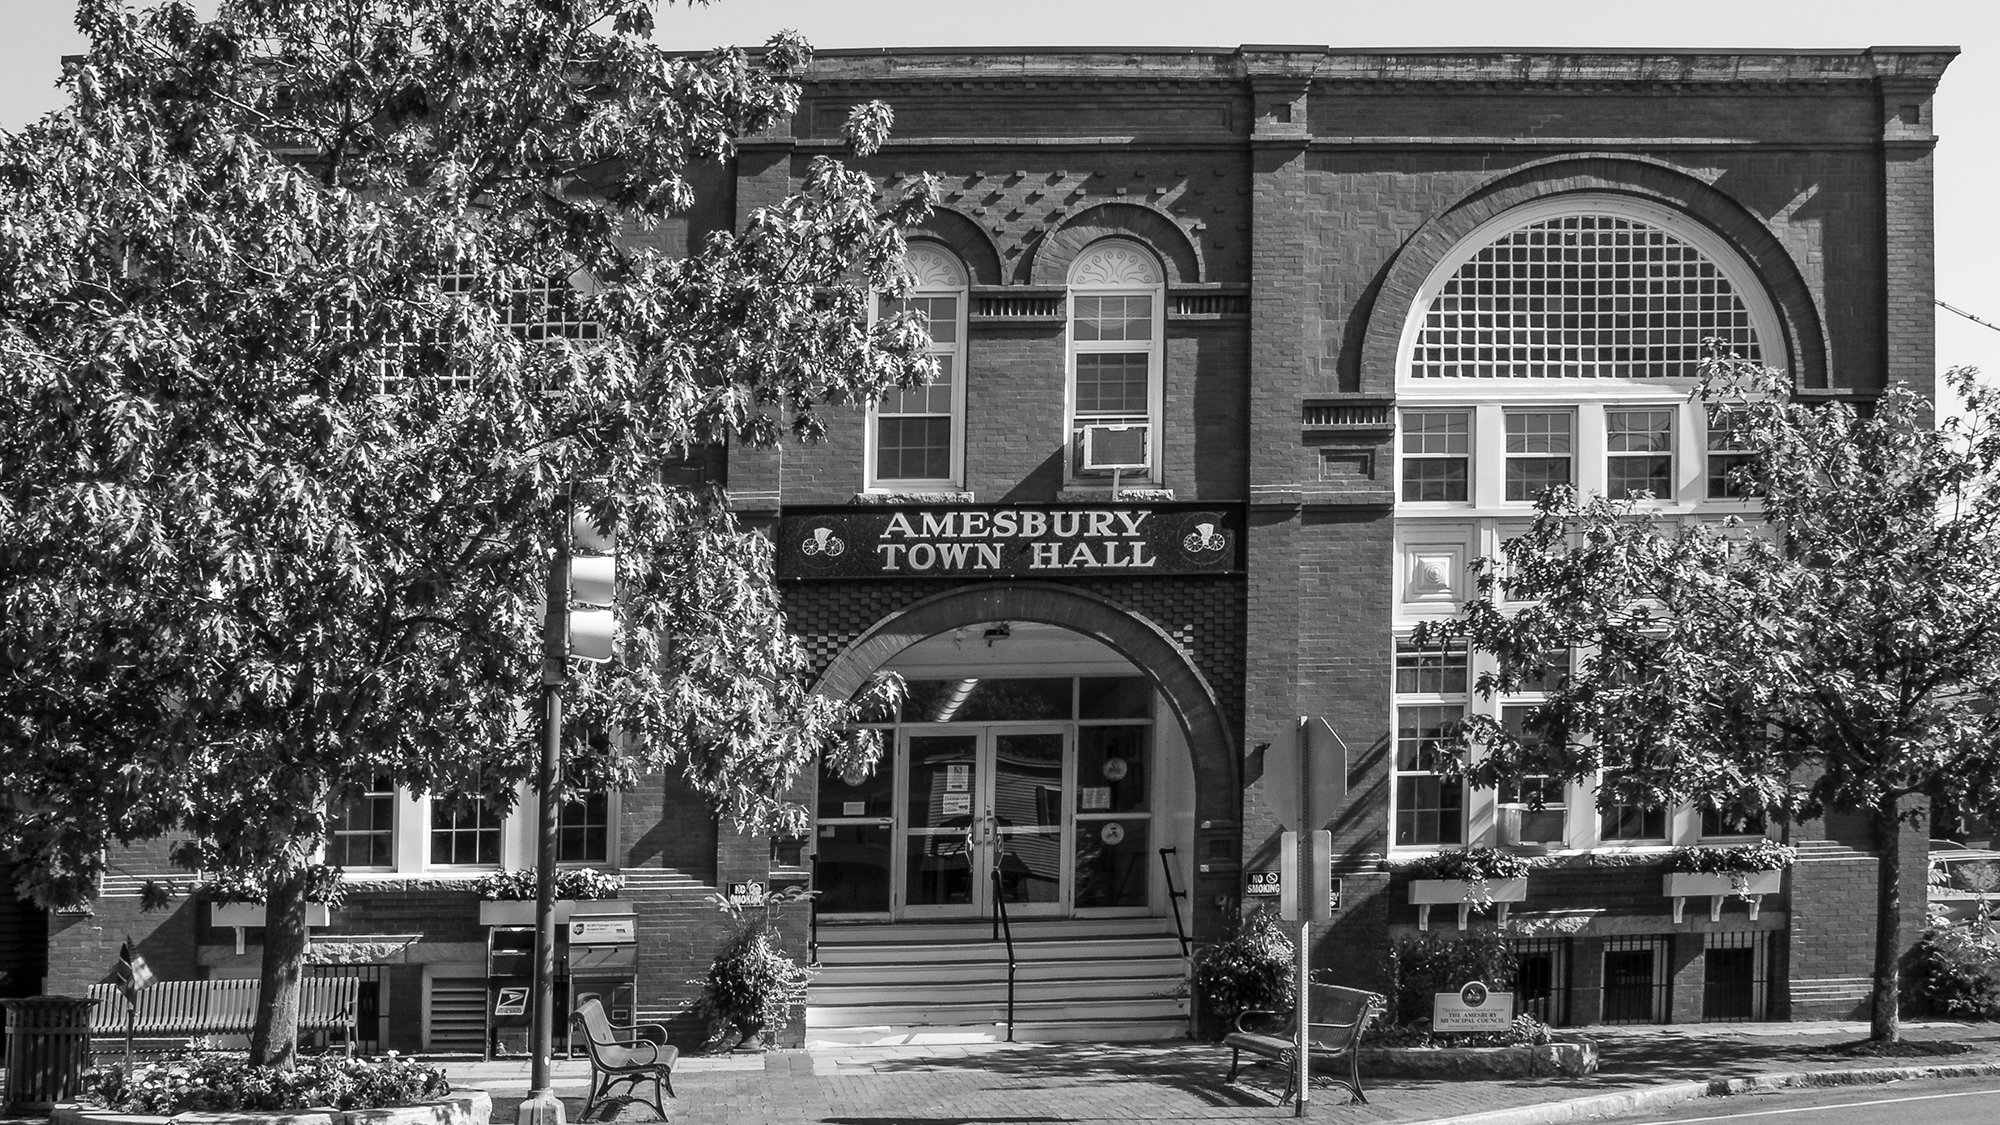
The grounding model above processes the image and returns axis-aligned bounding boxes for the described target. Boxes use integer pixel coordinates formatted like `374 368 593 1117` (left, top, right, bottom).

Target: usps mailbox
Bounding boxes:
562 908 639 1057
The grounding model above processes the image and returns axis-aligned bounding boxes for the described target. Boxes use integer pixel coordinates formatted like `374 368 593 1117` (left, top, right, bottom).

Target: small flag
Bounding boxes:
113 937 155 1002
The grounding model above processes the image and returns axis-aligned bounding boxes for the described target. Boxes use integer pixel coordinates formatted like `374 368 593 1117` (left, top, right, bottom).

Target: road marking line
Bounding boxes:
1634 1083 2000 1123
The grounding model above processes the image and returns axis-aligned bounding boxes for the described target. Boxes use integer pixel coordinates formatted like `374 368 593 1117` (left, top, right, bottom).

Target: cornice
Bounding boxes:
800 46 1958 88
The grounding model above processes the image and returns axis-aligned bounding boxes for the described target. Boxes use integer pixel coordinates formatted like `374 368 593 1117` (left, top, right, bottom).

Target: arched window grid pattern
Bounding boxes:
868 244 969 490
1399 196 1782 388
1066 238 1165 484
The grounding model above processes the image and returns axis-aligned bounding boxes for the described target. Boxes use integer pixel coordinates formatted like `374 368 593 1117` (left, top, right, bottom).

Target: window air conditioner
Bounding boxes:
1079 423 1152 473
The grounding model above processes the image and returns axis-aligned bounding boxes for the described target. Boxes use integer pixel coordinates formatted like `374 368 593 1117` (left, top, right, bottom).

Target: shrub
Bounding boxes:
82 1051 449 1114
687 891 813 1050
474 867 622 901
1380 929 1519 1028
1912 908 2000 1018
1192 905 1294 1035
1363 1011 1553 1049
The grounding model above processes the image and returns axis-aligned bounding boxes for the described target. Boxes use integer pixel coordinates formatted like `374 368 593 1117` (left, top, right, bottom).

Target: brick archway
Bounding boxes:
812 581 1240 938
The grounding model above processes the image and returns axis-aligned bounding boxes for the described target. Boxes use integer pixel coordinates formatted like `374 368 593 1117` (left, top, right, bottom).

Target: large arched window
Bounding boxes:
870 244 968 489
1402 197 1779 383
1395 196 1783 509
1067 239 1165 484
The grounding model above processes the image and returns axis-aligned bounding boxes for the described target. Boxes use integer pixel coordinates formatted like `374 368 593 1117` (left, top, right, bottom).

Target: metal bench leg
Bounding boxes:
1225 1047 1241 1084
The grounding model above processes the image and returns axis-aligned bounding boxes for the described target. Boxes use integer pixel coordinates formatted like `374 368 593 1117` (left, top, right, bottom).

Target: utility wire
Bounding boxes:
1938 299 2000 334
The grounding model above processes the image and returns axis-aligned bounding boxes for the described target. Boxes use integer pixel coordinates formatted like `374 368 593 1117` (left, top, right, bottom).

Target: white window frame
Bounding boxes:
1399 408 1475 505
867 244 968 491
1066 239 1164 485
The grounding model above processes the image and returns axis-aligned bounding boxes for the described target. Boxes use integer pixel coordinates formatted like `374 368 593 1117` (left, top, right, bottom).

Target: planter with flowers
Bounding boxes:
1662 840 1796 923
202 866 343 939
1404 848 1536 931
475 867 622 926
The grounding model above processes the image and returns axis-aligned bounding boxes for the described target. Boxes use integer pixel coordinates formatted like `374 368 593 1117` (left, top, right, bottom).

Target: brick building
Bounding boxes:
10 43 1955 1050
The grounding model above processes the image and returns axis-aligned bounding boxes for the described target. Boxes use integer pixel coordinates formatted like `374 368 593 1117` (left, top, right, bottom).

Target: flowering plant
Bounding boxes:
1665 840 1796 897
83 1051 449 1113
1402 847 1537 910
196 864 346 907
474 867 621 901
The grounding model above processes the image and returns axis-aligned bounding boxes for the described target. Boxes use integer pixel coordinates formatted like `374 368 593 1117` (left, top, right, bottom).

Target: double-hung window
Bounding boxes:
1068 239 1164 481
871 244 967 489
1401 410 1472 502
328 776 397 869
1504 410 1573 501
1605 408 1675 499
1498 705 1568 847
430 789 503 867
1394 641 1468 847
1705 406 1758 499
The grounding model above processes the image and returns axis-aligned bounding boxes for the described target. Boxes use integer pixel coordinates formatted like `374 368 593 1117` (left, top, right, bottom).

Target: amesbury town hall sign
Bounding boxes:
778 504 1244 579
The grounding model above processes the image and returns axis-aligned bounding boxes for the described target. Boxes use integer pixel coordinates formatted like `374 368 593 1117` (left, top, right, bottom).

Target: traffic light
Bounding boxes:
567 507 616 662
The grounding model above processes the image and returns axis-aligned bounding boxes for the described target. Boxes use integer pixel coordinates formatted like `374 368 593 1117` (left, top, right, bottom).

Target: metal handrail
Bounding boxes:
990 864 1018 1042
1159 846 1191 957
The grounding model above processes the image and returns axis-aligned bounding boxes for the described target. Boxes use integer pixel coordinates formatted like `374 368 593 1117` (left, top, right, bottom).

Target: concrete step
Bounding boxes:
811 974 1184 1008
815 917 1179 945
815 936 1184 966
806 1014 1191 1046
814 955 1182 986
807 994 1187 1029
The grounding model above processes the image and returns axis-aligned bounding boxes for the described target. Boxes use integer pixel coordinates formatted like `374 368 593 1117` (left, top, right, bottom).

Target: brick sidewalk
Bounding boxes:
446 1020 2000 1125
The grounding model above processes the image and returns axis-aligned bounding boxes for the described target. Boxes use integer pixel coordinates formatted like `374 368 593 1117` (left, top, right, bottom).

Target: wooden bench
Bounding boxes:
87 978 360 1054
1223 983 1385 1105
570 997 676 1120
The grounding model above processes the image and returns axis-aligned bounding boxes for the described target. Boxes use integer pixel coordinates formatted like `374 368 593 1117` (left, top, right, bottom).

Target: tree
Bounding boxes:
0 0 932 1065
1423 357 2000 1043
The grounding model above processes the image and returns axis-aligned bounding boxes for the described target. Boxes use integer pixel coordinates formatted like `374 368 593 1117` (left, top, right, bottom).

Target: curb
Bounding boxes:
1415 1061 2000 1125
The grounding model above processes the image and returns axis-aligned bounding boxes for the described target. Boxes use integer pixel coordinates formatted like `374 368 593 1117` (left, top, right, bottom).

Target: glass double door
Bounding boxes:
901 727 1067 918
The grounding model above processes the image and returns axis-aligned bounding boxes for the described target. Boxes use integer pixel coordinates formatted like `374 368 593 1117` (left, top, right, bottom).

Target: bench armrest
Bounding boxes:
1234 1008 1286 1035
598 1022 669 1047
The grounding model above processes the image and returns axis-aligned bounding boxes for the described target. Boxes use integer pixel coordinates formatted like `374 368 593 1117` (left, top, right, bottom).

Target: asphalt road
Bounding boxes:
1607 1075 2000 1125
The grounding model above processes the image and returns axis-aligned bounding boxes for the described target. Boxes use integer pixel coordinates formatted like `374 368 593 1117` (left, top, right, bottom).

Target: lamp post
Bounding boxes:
519 490 616 1125
518 496 571 1125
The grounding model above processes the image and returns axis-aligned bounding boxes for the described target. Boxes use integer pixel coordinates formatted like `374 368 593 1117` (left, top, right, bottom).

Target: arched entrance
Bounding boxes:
812 583 1238 940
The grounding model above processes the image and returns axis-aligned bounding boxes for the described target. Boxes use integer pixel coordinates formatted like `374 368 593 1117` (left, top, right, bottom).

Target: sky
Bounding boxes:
3 0 1995 399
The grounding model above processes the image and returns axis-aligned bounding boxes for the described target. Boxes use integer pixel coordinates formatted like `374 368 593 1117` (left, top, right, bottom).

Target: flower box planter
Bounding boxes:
1662 869 1783 924
477 898 622 927
480 899 571 926
1409 877 1529 931
211 902 331 928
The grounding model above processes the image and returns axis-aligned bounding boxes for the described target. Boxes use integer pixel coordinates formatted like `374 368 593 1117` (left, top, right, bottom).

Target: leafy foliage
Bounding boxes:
1664 841 1797 876
1422 356 2000 1040
1192 905 1295 1035
473 867 621 901
0 0 931 1062
1400 847 1537 910
82 1051 450 1114
687 890 813 1050
197 864 346 907
1378 930 1519 1028
1911 907 2000 1019
1362 1012 1553 1049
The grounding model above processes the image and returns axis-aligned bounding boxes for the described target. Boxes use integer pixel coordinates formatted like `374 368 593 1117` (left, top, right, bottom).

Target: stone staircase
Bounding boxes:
806 917 1191 1045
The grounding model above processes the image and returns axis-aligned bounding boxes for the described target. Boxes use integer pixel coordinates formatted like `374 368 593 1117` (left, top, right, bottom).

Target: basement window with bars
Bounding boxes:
1598 935 1670 1024
1702 931 1770 1022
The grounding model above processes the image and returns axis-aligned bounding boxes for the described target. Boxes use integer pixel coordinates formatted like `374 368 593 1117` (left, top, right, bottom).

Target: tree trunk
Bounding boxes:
1869 796 1904 1043
248 869 311 1067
